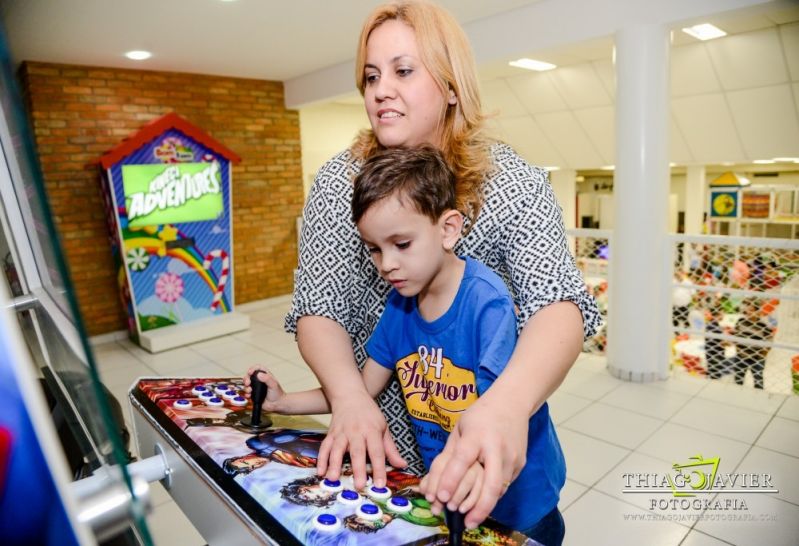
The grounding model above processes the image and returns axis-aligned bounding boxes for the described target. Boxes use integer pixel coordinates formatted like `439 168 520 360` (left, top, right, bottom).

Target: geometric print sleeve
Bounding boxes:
284 152 359 335
490 146 602 339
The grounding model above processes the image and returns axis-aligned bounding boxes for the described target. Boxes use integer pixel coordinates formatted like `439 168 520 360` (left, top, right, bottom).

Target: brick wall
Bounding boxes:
19 62 303 336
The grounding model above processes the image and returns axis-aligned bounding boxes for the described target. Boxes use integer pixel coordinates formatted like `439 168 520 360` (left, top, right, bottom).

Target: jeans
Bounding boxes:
519 505 565 546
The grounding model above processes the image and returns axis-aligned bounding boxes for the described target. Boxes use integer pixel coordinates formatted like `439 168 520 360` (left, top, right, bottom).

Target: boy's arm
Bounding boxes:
360 358 394 398
245 360 392 416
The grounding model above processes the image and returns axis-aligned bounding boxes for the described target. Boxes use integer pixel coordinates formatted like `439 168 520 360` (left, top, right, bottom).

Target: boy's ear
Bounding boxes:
440 209 463 250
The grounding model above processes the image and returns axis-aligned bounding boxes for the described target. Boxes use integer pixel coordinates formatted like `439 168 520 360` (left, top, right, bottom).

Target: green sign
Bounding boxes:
122 162 223 227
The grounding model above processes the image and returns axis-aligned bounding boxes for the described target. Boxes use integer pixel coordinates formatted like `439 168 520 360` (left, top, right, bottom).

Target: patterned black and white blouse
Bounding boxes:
285 143 601 475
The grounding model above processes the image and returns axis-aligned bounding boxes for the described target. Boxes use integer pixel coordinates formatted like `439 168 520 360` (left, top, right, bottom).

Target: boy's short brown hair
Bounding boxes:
352 146 456 224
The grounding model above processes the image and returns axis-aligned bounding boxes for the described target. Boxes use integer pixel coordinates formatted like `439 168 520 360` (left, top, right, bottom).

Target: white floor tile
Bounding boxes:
557 428 630 487
100 361 156 391
736 446 799 506
122 344 212 375
679 530 736 546
262 359 316 385
169 360 238 378
559 368 625 400
573 353 608 374
637 423 751 469
649 373 708 396
561 402 664 450
756 417 799 458
563 489 689 546
214 348 292 377
696 381 786 416
187 336 259 361
548 391 594 425
776 395 799 422
559 478 588 511
693 494 799 546
599 382 692 421
145 499 205 546
231 322 295 345
670 398 772 445
261 339 303 364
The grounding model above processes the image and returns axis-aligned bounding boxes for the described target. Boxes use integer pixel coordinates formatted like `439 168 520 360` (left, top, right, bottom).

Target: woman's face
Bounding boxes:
363 20 453 148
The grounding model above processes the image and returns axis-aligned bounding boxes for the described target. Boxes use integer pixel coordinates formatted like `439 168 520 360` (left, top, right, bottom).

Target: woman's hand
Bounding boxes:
419 395 528 529
317 391 406 490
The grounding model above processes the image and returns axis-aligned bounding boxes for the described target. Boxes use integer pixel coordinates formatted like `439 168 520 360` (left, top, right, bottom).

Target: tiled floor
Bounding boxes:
92 295 799 546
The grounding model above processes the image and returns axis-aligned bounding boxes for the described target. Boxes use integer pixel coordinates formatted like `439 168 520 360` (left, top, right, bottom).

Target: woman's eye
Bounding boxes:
397 68 412 77
367 247 381 254
396 241 410 250
365 73 379 84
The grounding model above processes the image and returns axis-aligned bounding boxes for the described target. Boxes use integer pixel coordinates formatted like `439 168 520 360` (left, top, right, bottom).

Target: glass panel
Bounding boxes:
0 26 152 544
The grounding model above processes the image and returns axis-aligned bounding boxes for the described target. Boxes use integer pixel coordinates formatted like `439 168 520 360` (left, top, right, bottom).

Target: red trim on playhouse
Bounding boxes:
100 112 241 168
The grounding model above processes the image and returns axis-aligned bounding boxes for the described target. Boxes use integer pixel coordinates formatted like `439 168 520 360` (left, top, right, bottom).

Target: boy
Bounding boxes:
246 146 565 536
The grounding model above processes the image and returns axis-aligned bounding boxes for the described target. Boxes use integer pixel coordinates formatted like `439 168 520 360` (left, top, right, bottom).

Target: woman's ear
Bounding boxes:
448 88 457 106
440 209 463 250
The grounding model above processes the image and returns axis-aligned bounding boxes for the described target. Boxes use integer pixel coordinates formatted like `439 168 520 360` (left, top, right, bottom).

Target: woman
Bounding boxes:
284 0 600 540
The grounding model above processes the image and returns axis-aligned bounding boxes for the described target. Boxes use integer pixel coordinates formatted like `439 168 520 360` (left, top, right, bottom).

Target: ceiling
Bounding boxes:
2 0 799 172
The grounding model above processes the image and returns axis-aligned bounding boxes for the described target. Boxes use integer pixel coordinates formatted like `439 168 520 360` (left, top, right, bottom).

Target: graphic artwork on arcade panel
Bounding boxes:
99 113 242 349
131 377 539 545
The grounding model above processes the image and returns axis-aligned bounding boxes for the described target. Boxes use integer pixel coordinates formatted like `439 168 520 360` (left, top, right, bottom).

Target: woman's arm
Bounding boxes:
297 316 405 489
423 301 583 528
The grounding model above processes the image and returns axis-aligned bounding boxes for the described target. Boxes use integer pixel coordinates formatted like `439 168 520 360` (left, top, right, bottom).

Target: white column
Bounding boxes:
607 24 671 382
684 165 706 235
549 169 577 230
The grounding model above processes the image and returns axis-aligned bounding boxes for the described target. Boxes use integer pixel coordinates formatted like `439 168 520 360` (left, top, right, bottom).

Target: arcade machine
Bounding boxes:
0 22 181 545
0 25 538 546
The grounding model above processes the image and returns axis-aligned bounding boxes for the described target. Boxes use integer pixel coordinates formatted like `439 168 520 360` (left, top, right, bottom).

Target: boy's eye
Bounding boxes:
396 241 410 250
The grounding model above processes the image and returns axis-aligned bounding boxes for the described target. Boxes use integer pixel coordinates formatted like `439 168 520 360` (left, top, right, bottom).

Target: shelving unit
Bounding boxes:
708 183 799 239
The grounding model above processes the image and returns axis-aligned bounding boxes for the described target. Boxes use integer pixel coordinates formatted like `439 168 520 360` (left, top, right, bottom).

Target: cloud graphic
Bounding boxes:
210 225 227 235
167 259 194 276
137 295 215 322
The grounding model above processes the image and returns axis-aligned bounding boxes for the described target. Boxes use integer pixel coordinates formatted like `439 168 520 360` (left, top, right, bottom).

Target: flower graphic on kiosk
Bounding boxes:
155 272 184 303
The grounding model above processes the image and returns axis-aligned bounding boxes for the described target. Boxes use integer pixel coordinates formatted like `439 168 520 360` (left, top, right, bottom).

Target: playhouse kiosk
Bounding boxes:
100 113 249 352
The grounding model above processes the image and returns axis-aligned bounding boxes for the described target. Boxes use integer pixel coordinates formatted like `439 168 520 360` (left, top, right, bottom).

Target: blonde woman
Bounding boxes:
281 1 599 541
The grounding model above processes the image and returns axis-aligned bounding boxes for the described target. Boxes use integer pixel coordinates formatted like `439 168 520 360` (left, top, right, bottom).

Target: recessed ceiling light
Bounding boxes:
543 166 560 172
509 58 557 71
600 165 615 171
773 157 799 162
682 23 726 41
125 50 152 61
721 162 734 166
669 162 677 167
753 159 775 164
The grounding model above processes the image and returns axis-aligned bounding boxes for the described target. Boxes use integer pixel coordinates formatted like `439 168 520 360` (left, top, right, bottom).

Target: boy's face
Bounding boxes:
357 195 451 298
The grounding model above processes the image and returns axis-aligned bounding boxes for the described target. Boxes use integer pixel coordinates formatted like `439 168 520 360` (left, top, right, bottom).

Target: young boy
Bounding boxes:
246 147 565 537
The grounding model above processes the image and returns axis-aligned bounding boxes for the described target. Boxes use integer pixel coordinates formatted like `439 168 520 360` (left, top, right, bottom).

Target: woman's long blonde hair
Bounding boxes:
351 0 492 224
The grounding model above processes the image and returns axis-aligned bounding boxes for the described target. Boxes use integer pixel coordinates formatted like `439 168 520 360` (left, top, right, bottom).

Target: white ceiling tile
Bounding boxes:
765 5 799 25
712 12 776 35
592 59 616 99
670 43 721 97
480 79 528 118
573 106 615 165
705 27 788 90
669 116 694 164
794 83 799 114
534 111 604 169
495 116 566 168
547 64 613 109
726 84 799 159
672 94 747 163
780 22 799 81
504 72 568 114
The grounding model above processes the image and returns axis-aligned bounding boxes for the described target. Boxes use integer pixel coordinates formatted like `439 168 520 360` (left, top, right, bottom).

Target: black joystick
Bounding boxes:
239 371 272 432
444 508 465 546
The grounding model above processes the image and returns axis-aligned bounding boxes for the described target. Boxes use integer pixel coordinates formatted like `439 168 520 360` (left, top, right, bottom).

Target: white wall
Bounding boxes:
299 103 369 197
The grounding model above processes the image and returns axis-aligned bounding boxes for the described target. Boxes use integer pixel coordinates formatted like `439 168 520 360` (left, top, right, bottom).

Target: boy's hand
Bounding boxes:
423 459 485 520
243 366 287 413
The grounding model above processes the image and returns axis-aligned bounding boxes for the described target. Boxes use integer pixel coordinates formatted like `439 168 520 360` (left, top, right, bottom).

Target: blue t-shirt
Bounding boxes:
366 257 566 530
